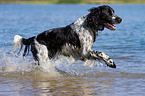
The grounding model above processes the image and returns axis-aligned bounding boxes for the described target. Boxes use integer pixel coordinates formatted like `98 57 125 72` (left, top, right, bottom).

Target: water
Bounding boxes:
0 4 145 96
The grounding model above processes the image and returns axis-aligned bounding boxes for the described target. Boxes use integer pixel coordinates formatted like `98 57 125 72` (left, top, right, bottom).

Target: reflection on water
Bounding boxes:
0 69 145 95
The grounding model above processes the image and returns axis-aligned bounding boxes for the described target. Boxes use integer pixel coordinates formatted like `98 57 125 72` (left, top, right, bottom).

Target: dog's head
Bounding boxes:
86 5 122 31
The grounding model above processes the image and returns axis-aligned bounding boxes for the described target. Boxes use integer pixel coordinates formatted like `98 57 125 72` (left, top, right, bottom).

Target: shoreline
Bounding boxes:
1 0 145 4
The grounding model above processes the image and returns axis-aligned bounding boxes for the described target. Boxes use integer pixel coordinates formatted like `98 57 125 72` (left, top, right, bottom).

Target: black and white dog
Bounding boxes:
13 5 122 68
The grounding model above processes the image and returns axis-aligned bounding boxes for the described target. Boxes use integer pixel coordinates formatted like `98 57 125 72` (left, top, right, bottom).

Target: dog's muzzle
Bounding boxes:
104 16 122 30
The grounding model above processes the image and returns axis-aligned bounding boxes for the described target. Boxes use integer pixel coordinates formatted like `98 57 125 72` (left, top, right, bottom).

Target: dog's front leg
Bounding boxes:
89 51 116 68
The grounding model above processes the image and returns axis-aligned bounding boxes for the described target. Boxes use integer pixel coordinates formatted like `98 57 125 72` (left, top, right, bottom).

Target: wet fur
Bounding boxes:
13 5 122 68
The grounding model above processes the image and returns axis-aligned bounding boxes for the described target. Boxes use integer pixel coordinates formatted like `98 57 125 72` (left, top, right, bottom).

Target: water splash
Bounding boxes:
0 48 107 78
0 50 61 77
0 51 30 72
0 49 85 77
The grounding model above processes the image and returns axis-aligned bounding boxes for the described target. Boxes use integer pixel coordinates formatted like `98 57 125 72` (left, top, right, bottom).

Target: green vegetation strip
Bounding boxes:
1 0 145 4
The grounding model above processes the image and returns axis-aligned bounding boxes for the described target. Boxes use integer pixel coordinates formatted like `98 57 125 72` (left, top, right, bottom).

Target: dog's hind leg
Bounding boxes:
31 43 40 65
89 51 116 68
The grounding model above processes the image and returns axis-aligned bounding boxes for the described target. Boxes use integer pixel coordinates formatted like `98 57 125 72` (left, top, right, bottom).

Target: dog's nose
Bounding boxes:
116 17 122 23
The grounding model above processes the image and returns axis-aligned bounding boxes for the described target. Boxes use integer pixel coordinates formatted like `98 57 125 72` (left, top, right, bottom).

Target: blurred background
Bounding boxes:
0 0 145 4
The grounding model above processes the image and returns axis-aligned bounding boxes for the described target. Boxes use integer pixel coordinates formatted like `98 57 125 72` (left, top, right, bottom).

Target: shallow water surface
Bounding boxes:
0 4 145 96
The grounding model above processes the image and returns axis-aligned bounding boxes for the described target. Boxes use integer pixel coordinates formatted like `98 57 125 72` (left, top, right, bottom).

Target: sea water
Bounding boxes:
0 4 145 95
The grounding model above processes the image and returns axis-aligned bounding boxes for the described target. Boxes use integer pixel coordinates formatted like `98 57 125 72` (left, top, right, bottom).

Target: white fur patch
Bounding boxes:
13 35 23 52
73 16 94 56
35 40 50 63
112 16 116 20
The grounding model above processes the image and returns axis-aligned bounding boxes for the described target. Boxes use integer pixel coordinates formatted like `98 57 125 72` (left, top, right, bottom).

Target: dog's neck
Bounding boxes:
72 15 98 42
71 15 98 42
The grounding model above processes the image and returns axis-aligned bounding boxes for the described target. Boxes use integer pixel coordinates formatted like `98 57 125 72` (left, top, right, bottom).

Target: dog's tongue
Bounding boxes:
106 23 116 30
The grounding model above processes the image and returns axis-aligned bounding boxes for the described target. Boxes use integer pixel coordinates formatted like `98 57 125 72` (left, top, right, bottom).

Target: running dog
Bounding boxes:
13 5 122 68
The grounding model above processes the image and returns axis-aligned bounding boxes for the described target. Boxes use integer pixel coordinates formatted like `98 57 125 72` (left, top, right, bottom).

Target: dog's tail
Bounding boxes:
13 35 35 56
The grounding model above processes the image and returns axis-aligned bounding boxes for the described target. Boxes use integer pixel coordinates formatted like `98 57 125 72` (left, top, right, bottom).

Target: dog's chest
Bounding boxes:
78 27 94 54
72 18 94 55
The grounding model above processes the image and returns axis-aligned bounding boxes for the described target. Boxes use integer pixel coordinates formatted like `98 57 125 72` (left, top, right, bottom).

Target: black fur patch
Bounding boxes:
36 25 81 58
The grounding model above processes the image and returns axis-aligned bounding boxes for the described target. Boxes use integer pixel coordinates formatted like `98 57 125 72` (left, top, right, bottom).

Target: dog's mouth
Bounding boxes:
104 23 116 30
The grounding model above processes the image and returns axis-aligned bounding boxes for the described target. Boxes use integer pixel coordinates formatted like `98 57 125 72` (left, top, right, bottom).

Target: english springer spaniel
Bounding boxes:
13 5 122 68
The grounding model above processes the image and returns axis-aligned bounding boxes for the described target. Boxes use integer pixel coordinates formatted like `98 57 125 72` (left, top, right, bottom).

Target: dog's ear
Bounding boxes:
86 7 104 31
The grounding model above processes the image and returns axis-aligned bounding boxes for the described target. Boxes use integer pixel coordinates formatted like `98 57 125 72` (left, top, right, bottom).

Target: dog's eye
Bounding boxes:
107 11 113 15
